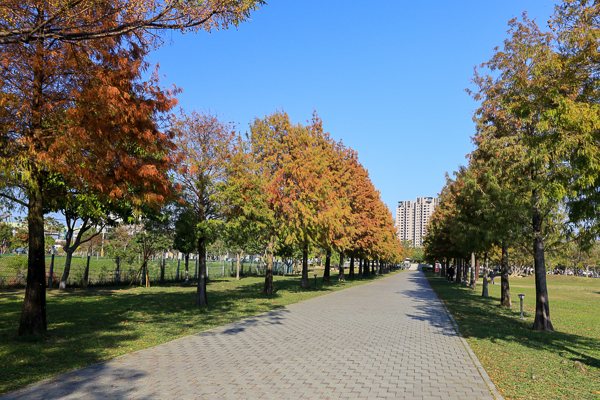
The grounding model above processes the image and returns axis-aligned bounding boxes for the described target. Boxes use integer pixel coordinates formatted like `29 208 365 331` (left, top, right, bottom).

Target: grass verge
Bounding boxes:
425 272 600 400
0 268 398 395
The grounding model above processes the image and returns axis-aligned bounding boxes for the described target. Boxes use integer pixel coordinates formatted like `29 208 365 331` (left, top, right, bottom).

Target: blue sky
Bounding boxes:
146 0 556 218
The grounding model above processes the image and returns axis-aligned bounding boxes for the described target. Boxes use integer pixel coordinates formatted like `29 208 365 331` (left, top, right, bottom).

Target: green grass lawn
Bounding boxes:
0 268 398 395
426 273 600 400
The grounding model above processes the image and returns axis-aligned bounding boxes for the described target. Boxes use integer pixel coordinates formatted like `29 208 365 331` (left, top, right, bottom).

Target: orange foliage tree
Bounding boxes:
0 0 264 337
316 141 356 283
244 111 324 291
344 156 403 275
274 113 340 289
0 29 178 335
223 110 403 294
172 110 236 307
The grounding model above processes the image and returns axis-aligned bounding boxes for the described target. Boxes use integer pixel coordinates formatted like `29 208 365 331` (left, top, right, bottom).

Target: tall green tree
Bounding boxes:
468 15 584 331
551 2 600 245
450 163 519 303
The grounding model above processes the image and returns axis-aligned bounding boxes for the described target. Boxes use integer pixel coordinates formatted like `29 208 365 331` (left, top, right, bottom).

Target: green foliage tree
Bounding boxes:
131 208 173 287
44 236 55 253
49 192 133 290
468 15 574 331
173 206 198 284
0 223 13 254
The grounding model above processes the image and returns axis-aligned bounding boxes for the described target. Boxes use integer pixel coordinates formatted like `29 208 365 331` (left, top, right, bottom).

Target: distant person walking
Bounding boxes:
447 265 454 282
490 269 496 285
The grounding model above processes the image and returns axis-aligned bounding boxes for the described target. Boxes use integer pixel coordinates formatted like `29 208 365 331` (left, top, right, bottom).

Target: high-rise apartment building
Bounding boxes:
396 197 439 247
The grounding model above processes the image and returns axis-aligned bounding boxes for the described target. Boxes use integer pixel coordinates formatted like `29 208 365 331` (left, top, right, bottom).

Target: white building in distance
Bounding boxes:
396 197 439 247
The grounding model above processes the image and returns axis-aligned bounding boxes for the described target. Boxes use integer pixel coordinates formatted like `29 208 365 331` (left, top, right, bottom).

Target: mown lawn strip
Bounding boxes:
426 273 600 400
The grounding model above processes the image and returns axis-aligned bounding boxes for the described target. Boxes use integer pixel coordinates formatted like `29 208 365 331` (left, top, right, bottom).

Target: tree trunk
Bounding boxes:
358 258 363 277
455 258 461 283
338 252 345 281
349 256 355 280
532 203 554 332
378 260 382 275
236 250 241 281
160 254 165 283
301 243 309 289
469 252 476 290
323 249 331 284
500 242 511 308
19 174 47 336
59 250 75 290
462 258 469 287
364 259 369 277
19 38 47 336
454 259 459 280
482 252 489 298
184 253 189 284
263 236 274 294
195 237 208 307
83 255 90 288
141 257 151 287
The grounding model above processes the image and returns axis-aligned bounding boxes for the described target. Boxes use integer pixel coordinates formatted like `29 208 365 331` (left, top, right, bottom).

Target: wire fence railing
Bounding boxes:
0 254 299 289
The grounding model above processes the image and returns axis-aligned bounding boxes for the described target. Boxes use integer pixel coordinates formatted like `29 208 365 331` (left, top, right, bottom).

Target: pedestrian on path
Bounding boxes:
447 265 454 282
490 269 496 285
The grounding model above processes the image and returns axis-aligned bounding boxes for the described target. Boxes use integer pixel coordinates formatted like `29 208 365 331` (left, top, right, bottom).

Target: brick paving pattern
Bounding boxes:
2 270 503 399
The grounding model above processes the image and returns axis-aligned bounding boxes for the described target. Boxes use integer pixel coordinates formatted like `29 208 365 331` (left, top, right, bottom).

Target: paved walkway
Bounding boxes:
3 271 503 400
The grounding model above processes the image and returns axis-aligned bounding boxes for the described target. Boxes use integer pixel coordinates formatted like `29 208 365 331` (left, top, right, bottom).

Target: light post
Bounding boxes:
518 294 525 319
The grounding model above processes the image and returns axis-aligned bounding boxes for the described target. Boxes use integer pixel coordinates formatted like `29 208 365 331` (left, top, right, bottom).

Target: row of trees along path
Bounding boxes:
0 0 266 336
173 109 403 305
424 2 600 332
0 1 403 336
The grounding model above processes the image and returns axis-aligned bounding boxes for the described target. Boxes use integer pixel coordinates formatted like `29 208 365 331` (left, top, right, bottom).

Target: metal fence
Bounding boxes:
0 254 300 289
